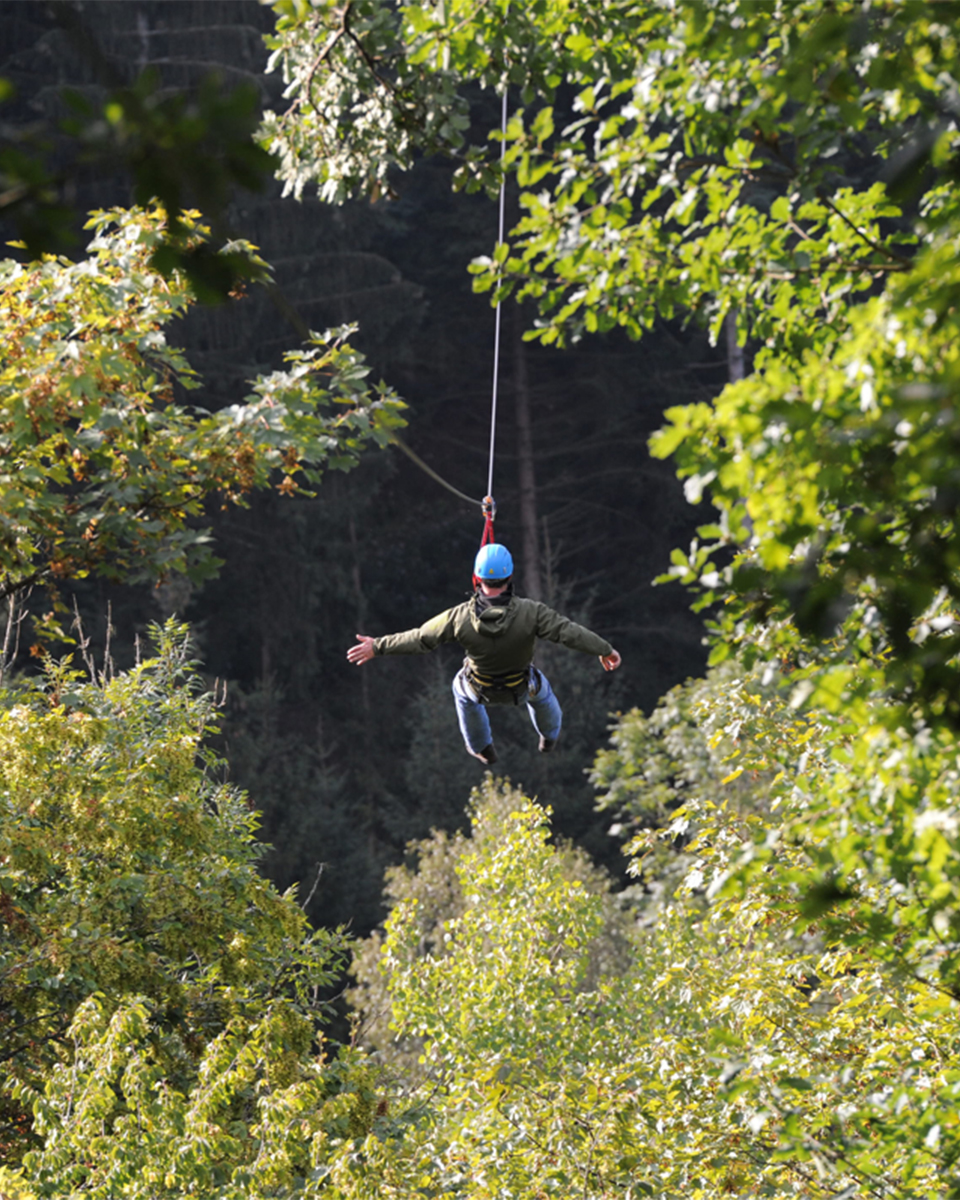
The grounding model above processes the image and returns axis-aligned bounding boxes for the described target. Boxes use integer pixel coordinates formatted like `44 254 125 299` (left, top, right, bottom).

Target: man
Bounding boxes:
346 542 622 764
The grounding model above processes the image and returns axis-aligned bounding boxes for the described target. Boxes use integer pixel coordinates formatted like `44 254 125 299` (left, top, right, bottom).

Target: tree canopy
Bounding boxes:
7 1 960 1196
0 205 403 643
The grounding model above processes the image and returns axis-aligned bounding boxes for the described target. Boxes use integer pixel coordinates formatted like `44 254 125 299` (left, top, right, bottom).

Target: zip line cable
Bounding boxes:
479 85 510 548
486 86 509 505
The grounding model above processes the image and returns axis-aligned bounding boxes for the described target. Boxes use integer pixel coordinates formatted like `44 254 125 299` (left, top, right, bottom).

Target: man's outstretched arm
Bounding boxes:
534 603 621 670
346 607 461 665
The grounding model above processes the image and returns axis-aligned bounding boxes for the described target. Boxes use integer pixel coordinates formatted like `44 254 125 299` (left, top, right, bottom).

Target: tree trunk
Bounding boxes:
725 310 745 382
514 310 542 600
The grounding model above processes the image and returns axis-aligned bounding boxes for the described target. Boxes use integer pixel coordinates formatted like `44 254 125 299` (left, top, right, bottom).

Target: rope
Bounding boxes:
390 434 481 508
485 86 509 505
266 92 513 537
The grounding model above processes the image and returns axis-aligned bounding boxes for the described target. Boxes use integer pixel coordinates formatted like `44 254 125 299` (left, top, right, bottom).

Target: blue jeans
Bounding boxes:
452 666 562 754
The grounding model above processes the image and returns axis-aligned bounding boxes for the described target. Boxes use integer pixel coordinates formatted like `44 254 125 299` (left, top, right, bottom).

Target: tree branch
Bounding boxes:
303 4 353 116
0 570 48 602
818 191 913 267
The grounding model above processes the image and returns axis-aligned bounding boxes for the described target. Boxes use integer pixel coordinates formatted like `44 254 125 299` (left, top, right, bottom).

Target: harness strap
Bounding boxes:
465 661 538 706
470 667 529 690
480 495 496 547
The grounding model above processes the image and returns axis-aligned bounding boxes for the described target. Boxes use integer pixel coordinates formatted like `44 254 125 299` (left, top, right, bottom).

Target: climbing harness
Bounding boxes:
462 661 541 707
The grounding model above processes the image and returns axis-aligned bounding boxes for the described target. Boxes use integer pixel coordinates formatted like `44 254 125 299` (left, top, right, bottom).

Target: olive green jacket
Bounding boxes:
373 596 613 677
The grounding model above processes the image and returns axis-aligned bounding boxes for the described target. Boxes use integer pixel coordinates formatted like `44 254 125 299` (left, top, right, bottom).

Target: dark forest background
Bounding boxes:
0 0 722 933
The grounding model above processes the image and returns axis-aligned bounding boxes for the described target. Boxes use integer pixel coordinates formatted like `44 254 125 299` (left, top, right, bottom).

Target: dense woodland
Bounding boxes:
0 0 710 930
3 2 960 1197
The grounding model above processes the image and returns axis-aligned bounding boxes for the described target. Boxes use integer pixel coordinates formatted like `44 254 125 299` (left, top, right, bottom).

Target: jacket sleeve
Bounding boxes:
534 603 613 656
373 607 461 656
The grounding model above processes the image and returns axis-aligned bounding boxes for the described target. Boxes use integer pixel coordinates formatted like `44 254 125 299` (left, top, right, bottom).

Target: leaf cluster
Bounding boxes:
0 206 404 634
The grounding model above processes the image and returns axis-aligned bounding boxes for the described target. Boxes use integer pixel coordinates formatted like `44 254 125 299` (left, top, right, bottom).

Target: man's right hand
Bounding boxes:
347 634 376 665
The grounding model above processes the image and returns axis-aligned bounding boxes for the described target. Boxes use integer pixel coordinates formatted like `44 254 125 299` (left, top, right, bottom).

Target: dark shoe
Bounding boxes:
470 743 498 764
538 735 556 754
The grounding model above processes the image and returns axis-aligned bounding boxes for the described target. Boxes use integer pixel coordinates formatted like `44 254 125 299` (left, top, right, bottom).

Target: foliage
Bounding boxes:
260 0 469 204
591 658 785 914
0 620 346 1162
349 777 632 1073
253 3 960 1173
653 210 960 724
1 1 275 291
354 781 641 1198
20 994 387 1200
344 766 960 1199
592 659 769 834
0 205 404 634
14 740 960 1196
0 1166 34 1200
624 669 960 1197
588 652 960 1196
260 0 952 341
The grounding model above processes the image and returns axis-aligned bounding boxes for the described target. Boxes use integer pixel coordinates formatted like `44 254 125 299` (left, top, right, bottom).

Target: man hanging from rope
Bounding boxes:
346 543 621 764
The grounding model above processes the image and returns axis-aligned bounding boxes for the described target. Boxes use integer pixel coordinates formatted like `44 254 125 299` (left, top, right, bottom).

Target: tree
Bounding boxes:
590 658 788 914
617 669 960 1197
0 621 345 1162
12 740 960 1195
344 778 960 1196
0 205 403 645
351 762 960 1198
348 777 632 1072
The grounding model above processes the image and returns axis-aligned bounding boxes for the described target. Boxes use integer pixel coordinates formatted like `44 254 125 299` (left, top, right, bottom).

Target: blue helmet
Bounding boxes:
474 543 514 583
